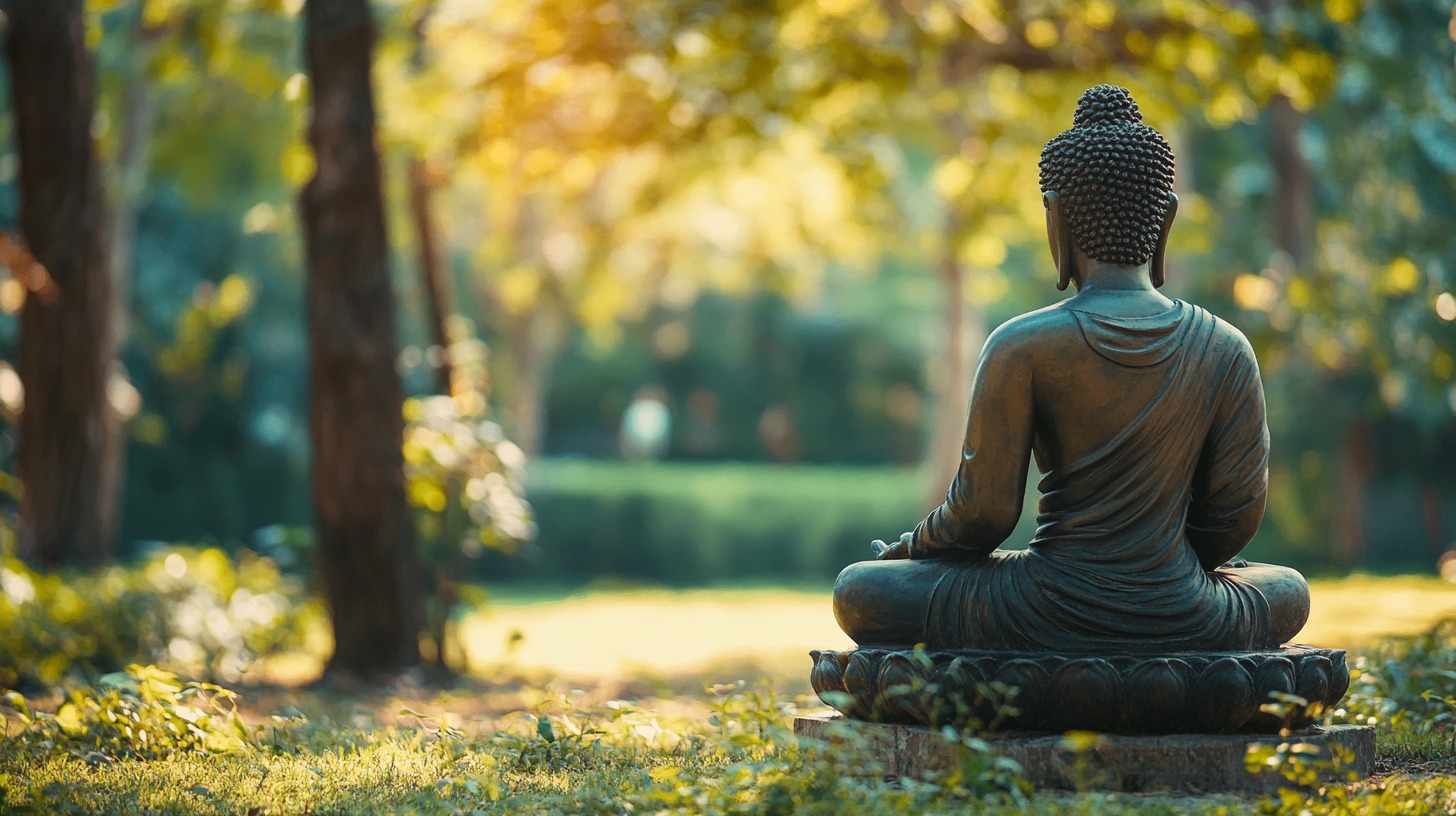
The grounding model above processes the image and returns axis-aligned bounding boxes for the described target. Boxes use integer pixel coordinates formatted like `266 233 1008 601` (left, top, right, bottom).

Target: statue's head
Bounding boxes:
1038 85 1178 290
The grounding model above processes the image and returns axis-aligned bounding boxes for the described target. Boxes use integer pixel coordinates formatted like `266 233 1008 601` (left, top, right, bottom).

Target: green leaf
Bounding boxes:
55 703 85 736
2 690 31 721
649 765 682 783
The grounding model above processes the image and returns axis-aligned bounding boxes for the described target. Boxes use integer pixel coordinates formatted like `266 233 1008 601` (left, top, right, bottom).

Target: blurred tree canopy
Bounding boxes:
0 0 1451 572
1185 0 1456 565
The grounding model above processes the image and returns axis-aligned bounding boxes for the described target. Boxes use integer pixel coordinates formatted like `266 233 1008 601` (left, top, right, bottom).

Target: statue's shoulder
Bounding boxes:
1192 303 1260 365
985 302 1084 354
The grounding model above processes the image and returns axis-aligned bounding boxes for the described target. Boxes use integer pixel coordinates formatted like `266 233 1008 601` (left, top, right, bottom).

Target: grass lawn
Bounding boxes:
3 574 1455 814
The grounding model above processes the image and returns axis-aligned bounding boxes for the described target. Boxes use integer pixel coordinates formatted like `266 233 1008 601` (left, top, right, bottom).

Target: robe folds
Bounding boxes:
913 300 1275 653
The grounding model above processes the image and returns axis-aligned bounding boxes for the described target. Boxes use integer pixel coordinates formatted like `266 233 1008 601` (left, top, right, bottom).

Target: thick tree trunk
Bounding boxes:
301 0 421 675
5 0 120 566
408 157 455 395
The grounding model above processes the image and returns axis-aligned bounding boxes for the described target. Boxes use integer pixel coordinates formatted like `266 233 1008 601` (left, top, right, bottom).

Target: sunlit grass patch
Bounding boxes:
454 575 1456 682
1303 573 1456 647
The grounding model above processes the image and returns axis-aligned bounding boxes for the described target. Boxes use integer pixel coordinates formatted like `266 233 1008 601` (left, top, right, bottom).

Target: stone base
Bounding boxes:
810 646 1350 733
794 715 1374 793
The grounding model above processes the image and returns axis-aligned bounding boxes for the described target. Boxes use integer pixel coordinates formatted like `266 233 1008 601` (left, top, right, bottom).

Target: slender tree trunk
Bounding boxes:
923 216 986 510
408 157 455 395
5 0 120 566
1421 484 1444 560
108 17 161 344
1333 421 1373 568
99 16 162 546
300 0 421 675
1265 95 1313 267
1249 0 1314 267
403 9 453 396
509 307 558 457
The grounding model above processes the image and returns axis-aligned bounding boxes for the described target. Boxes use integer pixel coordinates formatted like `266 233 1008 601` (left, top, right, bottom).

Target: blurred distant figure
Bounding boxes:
682 389 724 459
620 386 672 460
758 403 800 462
1439 550 1456 583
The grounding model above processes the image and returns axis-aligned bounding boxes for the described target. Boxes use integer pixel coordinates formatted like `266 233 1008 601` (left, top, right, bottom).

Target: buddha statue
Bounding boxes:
810 87 1343 735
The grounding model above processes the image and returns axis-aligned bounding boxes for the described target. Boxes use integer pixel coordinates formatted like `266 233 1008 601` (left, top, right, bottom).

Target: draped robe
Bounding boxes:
910 299 1274 653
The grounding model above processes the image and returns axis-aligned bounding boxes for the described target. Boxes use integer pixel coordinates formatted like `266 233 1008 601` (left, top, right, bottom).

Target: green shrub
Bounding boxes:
0 546 322 689
3 665 247 762
515 461 929 584
402 332 535 561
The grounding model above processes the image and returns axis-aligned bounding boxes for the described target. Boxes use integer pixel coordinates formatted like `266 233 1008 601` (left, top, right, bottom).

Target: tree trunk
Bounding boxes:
1252 0 1313 267
1333 421 1373 568
1421 484 1444 560
1265 95 1314 267
5 0 120 566
509 306 558 457
408 156 455 395
300 0 421 675
107 18 160 344
923 218 986 510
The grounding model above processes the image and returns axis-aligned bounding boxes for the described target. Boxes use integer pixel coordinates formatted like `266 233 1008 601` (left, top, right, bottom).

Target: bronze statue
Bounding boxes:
810 87 1351 734
834 85 1311 656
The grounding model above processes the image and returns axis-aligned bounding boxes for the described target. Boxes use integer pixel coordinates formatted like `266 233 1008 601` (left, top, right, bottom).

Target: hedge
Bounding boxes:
507 460 934 585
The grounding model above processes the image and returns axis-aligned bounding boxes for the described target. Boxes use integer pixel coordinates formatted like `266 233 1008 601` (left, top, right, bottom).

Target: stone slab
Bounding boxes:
793 715 1374 793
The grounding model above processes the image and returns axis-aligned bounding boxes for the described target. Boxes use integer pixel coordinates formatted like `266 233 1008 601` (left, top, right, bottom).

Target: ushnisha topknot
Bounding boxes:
1039 85 1176 267
1072 84 1144 127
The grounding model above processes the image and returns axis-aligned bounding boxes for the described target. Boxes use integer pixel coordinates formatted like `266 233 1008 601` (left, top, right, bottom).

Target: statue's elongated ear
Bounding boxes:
1044 191 1076 291
1151 192 1178 289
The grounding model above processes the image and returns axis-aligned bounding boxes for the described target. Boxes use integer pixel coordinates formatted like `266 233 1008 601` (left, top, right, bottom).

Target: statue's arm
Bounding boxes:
1186 338 1270 571
910 326 1035 559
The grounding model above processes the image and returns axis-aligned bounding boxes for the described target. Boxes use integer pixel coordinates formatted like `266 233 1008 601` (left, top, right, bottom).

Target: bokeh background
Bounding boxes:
2 0 1455 685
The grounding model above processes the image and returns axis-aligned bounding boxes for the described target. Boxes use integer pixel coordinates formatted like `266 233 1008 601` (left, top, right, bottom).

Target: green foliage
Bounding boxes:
397 0 1327 308
1226 0 1456 413
3 665 246 762
1187 0 1456 559
0 546 321 688
1244 738 1362 815
91 0 306 203
1337 617 1456 750
0 0 1435 571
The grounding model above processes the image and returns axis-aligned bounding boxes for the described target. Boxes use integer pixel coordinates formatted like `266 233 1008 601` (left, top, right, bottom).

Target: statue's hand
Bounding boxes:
871 532 914 560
